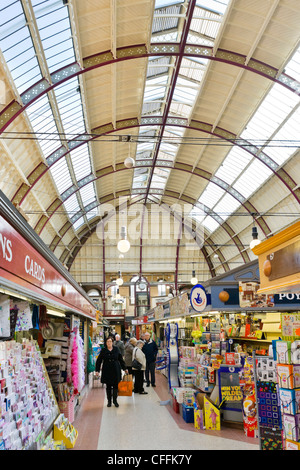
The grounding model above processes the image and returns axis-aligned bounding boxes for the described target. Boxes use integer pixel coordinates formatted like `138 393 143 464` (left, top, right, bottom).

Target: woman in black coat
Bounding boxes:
95 337 128 407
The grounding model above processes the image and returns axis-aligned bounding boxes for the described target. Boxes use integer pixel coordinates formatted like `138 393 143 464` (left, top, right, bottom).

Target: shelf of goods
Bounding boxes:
0 339 60 450
254 339 300 450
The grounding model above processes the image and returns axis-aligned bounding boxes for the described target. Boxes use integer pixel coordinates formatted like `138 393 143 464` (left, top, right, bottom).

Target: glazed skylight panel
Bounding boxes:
202 215 220 233
173 76 198 105
25 95 59 156
264 107 300 166
0 1 42 94
214 147 252 185
233 159 272 199
190 5 221 40
195 0 229 15
54 78 86 140
180 57 207 82
31 0 75 75
213 193 241 221
241 84 299 143
198 184 225 209
144 76 169 103
72 217 84 231
70 144 92 181
79 183 97 209
50 158 72 195
284 46 300 81
63 193 80 218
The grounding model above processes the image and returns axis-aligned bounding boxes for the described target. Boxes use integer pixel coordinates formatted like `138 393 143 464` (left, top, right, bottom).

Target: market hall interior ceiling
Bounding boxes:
0 0 300 287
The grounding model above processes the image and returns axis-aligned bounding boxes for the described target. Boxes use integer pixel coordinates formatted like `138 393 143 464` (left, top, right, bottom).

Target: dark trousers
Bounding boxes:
106 384 118 404
145 361 156 385
134 370 145 393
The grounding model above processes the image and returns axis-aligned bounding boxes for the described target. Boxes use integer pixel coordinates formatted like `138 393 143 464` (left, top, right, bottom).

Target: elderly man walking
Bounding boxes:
142 332 158 387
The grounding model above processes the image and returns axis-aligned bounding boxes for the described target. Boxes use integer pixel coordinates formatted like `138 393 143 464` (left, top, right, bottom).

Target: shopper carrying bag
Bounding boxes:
132 340 147 394
95 337 128 407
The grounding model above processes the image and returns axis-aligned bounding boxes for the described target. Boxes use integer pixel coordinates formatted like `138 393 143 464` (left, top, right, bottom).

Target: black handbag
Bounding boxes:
132 349 142 370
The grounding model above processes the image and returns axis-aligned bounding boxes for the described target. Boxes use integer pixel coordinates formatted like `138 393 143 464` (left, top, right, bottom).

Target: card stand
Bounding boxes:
53 413 78 449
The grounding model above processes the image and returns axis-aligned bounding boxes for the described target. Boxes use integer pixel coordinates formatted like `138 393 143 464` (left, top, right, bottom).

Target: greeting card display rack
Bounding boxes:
253 352 283 450
53 413 78 449
253 340 300 450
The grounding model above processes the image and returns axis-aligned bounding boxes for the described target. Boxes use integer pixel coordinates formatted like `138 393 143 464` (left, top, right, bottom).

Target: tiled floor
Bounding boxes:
71 372 259 451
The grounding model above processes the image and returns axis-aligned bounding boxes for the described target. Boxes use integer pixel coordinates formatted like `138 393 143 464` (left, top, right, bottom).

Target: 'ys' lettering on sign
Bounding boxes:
190 284 208 312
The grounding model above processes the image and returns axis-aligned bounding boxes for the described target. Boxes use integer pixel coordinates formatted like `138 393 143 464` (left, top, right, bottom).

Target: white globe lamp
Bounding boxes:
117 226 130 253
117 238 130 253
124 157 134 168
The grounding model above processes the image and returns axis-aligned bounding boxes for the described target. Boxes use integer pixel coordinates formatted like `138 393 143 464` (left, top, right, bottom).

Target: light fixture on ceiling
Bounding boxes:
124 136 135 168
116 270 124 286
124 157 134 168
190 269 198 285
117 226 130 253
249 224 261 250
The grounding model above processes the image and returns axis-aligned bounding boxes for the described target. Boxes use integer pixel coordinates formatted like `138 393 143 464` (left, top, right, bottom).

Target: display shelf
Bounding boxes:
231 336 271 343
53 413 78 449
0 339 59 450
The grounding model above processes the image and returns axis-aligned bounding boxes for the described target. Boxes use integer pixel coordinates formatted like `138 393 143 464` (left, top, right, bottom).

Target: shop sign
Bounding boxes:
190 284 208 312
0 215 95 317
274 293 300 305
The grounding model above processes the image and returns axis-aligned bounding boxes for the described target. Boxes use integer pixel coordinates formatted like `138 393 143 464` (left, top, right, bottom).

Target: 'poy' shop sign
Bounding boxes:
190 284 208 312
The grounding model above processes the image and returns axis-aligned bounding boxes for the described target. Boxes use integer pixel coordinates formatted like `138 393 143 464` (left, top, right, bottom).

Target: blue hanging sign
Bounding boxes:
190 284 209 312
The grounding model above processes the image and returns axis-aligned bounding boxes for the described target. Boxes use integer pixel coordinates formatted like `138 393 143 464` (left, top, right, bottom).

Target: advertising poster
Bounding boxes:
239 281 274 308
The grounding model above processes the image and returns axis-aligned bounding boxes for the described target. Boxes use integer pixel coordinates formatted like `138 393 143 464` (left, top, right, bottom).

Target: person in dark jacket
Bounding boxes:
95 337 128 407
142 332 158 387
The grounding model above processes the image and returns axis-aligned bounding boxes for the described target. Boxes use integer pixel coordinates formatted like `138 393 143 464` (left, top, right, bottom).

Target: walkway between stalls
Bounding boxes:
71 372 259 451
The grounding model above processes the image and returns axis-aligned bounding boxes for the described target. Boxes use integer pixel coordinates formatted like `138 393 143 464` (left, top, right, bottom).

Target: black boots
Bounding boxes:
107 386 119 407
106 387 112 407
113 387 119 407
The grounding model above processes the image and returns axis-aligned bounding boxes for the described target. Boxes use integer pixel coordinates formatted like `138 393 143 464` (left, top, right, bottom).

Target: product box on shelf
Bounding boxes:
203 396 221 431
182 404 194 423
193 392 205 430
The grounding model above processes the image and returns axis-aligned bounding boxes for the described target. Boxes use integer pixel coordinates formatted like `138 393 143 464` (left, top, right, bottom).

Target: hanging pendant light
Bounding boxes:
116 270 124 286
190 269 198 285
249 224 261 250
117 226 130 253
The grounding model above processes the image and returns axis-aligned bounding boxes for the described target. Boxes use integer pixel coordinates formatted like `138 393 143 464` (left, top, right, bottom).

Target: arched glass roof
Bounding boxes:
0 0 300 279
